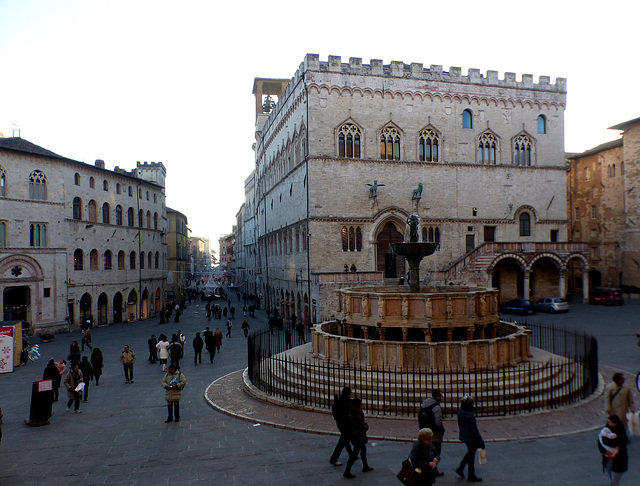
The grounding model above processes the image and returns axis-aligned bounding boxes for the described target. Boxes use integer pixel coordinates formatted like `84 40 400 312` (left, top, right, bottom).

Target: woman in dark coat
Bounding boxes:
90 348 104 386
455 395 484 482
68 341 81 366
598 414 628 485
409 428 440 486
43 359 61 402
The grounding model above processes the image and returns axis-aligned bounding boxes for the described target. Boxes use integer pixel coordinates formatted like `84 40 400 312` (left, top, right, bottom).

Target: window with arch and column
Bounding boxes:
30 223 47 247
115 205 123 225
513 134 533 166
519 213 531 236
478 132 497 164
421 226 441 250
338 123 362 158
341 226 362 252
380 125 401 160
29 170 47 200
418 128 440 162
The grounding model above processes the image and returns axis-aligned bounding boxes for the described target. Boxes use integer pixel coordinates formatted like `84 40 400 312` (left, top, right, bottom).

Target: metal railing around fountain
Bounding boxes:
247 323 598 418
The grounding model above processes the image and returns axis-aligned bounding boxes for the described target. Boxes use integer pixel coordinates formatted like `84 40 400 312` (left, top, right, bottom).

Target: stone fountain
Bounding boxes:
391 214 438 291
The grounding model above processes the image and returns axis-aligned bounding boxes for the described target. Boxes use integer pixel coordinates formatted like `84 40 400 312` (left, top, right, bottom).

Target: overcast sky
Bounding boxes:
1 0 639 250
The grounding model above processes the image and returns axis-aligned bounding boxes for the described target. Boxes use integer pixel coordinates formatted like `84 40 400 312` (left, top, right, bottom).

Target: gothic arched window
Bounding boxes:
380 125 401 160
418 128 440 162
513 135 533 166
338 123 362 158
478 133 497 165
29 170 47 200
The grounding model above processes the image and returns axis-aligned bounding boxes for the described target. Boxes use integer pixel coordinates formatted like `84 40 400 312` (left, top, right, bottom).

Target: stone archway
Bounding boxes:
141 288 149 319
491 257 525 302
97 293 108 325
113 292 123 324
376 221 405 278
80 293 92 322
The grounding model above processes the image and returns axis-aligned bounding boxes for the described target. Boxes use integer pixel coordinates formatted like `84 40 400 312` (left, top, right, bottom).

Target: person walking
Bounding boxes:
419 389 445 476
156 335 170 372
598 415 628 486
214 327 223 352
605 372 635 430
90 348 104 386
329 387 353 467
78 356 93 402
68 341 81 367
64 362 84 413
169 335 183 370
148 334 158 364
455 395 484 482
120 344 136 384
43 359 61 402
408 428 440 486
81 328 93 352
226 318 232 338
296 323 305 345
193 332 203 366
241 320 250 338
203 327 216 363
162 364 186 423
343 398 373 479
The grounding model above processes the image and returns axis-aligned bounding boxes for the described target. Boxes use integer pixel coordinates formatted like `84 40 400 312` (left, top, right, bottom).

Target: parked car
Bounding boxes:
589 287 624 306
533 297 569 313
499 298 535 315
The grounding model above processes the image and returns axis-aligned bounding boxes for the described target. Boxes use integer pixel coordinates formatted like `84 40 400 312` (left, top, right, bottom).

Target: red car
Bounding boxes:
589 287 624 306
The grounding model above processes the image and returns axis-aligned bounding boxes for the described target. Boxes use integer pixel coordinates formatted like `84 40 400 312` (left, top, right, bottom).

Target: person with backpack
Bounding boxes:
419 389 445 477
329 387 353 467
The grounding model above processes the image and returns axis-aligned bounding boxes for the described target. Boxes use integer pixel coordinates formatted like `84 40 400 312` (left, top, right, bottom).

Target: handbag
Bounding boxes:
477 448 488 465
397 458 421 486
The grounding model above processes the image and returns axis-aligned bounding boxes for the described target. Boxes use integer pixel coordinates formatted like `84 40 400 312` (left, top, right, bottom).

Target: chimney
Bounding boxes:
95 159 105 169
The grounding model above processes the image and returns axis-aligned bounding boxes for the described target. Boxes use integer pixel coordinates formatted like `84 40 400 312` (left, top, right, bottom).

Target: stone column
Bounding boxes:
559 269 566 298
466 327 474 340
402 327 409 342
379 328 386 341
523 269 531 300
582 271 590 302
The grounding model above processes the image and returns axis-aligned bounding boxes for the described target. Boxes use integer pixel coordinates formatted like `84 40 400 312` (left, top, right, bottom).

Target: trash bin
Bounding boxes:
25 379 53 426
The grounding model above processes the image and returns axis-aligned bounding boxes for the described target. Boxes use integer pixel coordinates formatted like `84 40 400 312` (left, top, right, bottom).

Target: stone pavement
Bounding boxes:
0 295 639 485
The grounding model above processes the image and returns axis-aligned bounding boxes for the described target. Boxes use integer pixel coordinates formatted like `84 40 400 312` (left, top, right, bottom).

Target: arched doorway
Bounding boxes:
80 293 92 322
127 290 138 321
530 257 561 301
491 257 525 302
97 293 108 325
141 288 149 319
376 221 405 278
155 288 162 314
113 292 123 324
3 286 31 323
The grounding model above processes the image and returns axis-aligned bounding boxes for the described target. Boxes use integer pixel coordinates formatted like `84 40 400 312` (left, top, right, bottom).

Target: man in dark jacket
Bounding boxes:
343 398 373 479
419 389 445 476
329 387 353 466
192 332 203 366
203 327 215 363
169 335 183 370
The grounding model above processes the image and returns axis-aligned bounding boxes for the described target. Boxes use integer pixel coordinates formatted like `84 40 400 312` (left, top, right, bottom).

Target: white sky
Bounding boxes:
1 0 639 248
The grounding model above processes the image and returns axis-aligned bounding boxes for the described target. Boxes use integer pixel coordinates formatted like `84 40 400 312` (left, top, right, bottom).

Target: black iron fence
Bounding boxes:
247 322 598 418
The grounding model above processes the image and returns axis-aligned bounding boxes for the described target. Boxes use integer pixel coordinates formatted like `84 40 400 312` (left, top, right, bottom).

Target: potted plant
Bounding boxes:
38 332 55 342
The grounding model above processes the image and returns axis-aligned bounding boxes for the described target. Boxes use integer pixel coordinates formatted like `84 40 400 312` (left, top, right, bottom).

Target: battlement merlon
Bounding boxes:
302 53 567 93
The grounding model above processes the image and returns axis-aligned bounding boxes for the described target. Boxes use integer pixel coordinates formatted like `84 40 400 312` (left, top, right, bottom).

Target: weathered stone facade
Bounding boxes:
567 116 640 290
0 138 167 334
243 55 589 323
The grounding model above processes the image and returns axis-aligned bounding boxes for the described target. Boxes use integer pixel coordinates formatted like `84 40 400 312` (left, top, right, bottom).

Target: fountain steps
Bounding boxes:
252 352 585 415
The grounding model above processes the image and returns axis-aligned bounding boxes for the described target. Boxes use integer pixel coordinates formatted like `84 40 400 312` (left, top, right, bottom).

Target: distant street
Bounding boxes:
0 295 639 485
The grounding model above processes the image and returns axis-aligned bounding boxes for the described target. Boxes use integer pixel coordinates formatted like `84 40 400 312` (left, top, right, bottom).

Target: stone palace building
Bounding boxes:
0 137 168 334
238 54 590 323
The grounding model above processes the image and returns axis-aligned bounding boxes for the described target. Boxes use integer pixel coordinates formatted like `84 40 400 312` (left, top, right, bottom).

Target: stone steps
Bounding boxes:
251 350 587 416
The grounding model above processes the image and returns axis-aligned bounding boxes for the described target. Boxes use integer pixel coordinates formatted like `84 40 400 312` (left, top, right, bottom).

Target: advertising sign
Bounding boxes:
0 326 15 373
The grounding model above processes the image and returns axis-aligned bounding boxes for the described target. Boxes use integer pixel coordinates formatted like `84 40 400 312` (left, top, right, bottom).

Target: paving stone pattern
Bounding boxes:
0 296 639 485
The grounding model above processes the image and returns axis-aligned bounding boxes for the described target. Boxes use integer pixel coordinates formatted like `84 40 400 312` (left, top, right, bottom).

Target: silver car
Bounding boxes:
534 297 569 313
